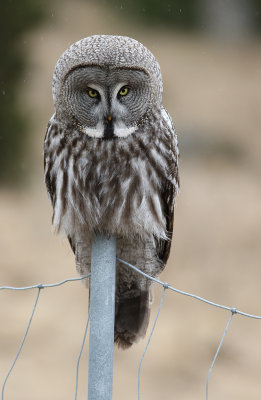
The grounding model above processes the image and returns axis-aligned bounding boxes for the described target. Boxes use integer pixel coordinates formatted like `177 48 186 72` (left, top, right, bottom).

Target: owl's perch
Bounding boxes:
88 234 116 400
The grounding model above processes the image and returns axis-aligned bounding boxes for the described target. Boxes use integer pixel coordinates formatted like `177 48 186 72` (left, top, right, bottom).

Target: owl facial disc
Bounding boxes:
63 65 151 139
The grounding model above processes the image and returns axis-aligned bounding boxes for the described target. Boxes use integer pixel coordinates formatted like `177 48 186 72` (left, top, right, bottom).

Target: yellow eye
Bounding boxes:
88 89 98 98
119 86 129 96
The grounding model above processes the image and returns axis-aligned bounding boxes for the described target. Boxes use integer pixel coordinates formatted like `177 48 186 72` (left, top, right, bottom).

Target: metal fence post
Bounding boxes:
88 235 116 400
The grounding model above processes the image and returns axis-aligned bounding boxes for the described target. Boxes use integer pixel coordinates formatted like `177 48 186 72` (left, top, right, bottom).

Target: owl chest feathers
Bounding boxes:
45 117 173 241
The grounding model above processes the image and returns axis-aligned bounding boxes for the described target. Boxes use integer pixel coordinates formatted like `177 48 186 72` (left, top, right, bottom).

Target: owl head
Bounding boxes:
52 35 163 139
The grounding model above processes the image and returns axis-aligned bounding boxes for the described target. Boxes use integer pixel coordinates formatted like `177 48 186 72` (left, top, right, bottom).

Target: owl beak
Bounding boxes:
104 114 114 139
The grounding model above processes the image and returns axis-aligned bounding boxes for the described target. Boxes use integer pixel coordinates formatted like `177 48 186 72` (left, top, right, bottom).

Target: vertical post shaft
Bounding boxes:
88 235 116 400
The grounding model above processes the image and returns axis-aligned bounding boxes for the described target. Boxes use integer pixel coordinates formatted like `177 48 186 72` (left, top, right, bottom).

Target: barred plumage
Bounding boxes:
44 35 179 348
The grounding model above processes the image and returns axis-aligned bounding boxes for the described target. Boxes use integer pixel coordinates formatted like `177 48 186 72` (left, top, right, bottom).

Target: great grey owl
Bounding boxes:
44 35 179 348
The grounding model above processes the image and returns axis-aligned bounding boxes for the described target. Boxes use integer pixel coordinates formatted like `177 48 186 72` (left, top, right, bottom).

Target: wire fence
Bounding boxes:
1 258 261 400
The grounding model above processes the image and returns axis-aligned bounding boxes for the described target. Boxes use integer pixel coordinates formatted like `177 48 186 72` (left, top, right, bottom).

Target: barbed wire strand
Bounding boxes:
1 287 41 400
138 285 167 400
117 258 261 320
0 275 90 400
1 261 261 399
117 258 261 400
75 310 90 400
206 311 234 400
0 275 90 291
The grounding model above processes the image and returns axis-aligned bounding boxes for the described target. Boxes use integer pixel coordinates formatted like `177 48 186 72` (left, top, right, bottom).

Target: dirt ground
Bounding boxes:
1 1 261 399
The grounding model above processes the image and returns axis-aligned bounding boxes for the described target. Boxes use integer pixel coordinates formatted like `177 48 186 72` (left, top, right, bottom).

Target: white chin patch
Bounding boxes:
81 122 137 139
114 124 137 138
82 126 103 138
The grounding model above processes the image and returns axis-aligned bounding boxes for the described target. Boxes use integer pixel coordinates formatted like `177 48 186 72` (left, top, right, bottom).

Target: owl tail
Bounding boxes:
114 285 151 349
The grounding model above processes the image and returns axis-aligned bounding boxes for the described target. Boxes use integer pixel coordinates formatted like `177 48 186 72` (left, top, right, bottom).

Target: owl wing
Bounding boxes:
44 120 55 205
44 117 76 254
156 108 179 265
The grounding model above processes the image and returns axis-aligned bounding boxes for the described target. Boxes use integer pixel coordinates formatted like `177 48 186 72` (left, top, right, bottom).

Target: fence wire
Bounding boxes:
1 259 261 400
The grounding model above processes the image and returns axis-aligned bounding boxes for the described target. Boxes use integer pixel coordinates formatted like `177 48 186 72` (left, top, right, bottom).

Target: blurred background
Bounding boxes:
1 0 261 399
